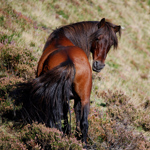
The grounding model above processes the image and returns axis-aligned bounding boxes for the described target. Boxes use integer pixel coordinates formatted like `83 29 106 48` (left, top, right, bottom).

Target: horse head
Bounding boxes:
91 18 121 72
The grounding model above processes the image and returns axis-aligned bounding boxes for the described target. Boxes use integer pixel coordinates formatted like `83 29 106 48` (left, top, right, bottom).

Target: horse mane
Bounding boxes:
44 20 121 58
44 21 99 58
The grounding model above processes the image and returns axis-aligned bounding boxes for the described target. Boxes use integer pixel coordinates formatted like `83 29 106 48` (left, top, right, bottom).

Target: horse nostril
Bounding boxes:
93 61 105 69
93 61 97 68
96 61 98 67
93 61 105 72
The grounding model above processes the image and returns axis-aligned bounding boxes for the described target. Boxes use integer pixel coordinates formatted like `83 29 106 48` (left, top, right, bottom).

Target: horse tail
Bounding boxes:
29 58 75 132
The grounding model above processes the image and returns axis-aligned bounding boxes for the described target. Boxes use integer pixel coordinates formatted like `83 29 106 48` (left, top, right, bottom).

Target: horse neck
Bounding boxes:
62 21 99 58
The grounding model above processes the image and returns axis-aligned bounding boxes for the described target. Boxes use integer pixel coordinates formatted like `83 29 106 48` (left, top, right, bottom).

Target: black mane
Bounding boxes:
43 20 121 58
44 21 99 58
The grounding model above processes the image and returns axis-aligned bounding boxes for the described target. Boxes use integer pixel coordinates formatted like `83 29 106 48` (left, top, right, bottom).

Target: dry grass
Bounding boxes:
0 0 150 149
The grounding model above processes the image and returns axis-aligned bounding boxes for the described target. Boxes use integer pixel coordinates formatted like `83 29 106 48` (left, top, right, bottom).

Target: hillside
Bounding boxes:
0 0 150 149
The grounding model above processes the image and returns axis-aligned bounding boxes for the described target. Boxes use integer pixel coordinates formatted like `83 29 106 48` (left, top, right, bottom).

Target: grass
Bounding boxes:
0 0 150 149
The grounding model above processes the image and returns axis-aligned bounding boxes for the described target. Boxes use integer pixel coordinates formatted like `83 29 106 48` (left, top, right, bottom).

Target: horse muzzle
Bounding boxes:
92 61 105 72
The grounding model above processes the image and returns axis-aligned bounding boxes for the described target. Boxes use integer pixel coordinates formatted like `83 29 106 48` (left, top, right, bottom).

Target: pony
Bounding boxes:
27 18 121 147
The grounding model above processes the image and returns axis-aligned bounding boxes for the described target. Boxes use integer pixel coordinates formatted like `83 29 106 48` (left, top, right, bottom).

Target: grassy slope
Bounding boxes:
0 0 150 149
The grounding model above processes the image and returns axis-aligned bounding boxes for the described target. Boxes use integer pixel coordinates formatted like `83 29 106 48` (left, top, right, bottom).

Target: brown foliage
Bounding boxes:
0 44 37 79
87 91 150 149
20 123 83 150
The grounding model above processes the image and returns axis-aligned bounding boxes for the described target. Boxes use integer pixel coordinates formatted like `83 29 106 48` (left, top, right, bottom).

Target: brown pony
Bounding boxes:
29 18 121 147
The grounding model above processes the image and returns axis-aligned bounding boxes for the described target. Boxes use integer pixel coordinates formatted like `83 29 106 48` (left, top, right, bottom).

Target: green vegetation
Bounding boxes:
0 0 150 149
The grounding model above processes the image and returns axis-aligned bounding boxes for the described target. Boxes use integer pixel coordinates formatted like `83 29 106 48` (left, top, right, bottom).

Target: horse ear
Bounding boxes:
114 25 121 36
98 18 105 28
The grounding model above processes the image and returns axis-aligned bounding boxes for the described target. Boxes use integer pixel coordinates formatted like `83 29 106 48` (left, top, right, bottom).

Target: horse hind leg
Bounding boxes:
80 102 90 145
74 97 90 144
74 96 81 136
74 95 91 149
62 100 71 135
73 68 92 146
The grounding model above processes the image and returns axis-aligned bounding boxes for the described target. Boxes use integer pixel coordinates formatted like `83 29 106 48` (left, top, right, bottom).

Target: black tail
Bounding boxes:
28 58 75 132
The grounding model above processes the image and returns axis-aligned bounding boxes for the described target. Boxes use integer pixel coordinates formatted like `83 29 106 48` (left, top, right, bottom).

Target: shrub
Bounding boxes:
20 123 83 150
88 90 150 149
101 90 137 125
0 44 37 79
0 129 26 149
88 107 150 149
101 90 150 131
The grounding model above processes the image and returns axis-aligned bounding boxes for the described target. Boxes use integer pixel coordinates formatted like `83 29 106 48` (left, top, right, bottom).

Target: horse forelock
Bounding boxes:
105 21 120 49
90 21 120 51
